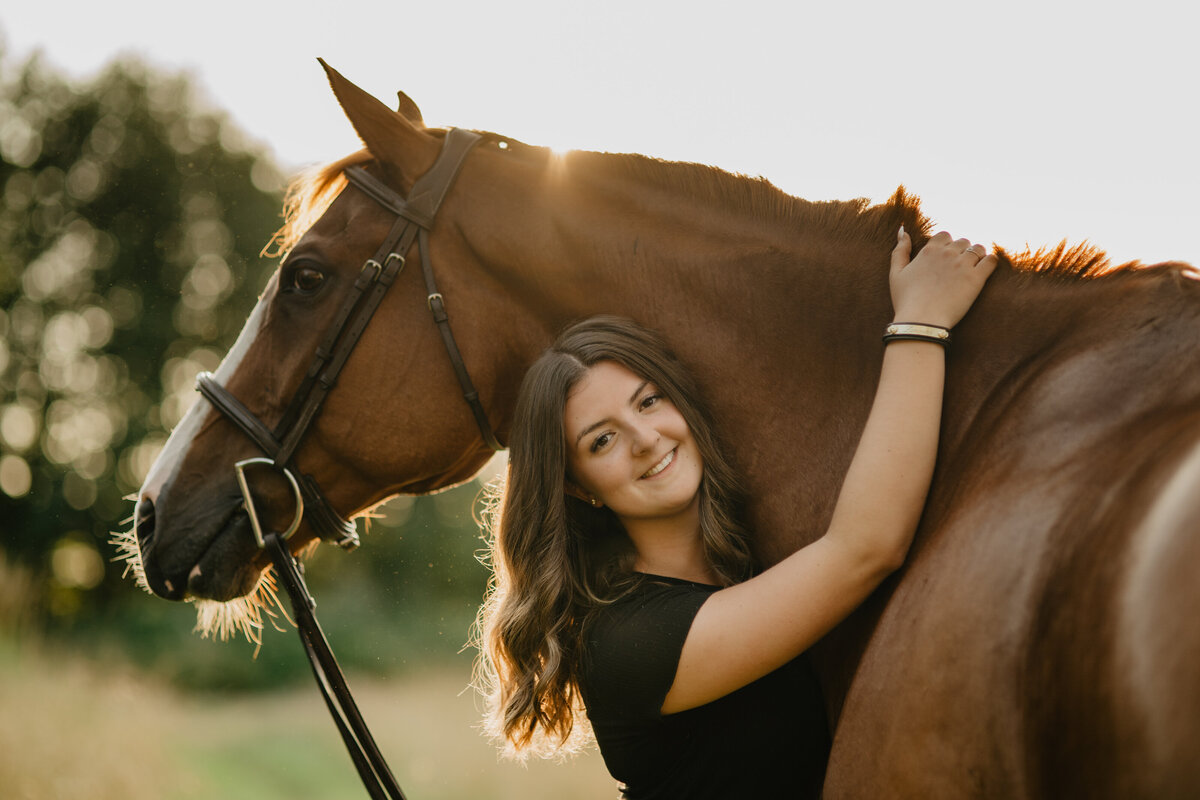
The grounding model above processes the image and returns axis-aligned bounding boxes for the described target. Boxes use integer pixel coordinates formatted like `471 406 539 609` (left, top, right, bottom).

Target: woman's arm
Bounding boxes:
662 229 997 714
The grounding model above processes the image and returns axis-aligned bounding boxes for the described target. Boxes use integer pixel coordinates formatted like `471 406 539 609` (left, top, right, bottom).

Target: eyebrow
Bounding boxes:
572 380 650 448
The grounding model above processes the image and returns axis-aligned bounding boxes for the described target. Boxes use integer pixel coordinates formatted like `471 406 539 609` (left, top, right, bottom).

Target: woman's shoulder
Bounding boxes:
583 574 716 656
589 573 716 622
579 575 718 716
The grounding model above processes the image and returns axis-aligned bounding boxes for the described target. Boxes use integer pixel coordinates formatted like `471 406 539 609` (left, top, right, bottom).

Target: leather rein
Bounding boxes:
194 128 501 799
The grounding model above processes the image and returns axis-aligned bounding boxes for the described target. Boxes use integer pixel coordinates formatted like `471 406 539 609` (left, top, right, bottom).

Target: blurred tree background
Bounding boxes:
0 43 494 691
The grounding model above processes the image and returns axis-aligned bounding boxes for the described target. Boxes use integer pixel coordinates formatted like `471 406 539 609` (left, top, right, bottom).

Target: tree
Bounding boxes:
0 50 492 688
0 49 285 625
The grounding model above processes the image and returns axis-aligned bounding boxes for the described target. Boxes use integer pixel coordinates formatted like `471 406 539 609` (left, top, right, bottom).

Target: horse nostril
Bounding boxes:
136 497 156 550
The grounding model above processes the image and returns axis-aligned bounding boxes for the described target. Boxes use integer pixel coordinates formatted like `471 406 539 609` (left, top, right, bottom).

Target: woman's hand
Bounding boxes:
890 228 997 329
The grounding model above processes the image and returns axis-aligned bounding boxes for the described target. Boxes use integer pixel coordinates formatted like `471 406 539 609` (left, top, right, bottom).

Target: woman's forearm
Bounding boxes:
825 339 946 574
663 232 995 713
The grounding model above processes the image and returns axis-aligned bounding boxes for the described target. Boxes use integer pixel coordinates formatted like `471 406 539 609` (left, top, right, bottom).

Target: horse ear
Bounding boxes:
395 91 424 126
317 59 437 188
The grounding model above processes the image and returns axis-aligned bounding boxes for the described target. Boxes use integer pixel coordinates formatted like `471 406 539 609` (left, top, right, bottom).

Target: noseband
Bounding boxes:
192 129 501 799
196 127 501 551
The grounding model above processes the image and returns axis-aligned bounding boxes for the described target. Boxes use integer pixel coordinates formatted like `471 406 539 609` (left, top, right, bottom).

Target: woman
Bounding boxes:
475 228 997 797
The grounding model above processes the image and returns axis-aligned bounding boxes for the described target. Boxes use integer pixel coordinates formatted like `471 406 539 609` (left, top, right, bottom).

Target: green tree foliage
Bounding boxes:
0 49 491 686
0 50 284 617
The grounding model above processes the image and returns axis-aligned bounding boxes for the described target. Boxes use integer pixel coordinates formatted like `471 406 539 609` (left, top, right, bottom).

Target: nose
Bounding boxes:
134 495 186 601
629 420 659 456
135 496 156 553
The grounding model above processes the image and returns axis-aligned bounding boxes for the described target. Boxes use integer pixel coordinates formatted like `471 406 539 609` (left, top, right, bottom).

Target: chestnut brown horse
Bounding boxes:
130 64 1200 797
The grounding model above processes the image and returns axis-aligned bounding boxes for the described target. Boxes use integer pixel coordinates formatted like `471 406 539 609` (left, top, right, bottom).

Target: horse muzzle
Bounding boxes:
134 483 273 603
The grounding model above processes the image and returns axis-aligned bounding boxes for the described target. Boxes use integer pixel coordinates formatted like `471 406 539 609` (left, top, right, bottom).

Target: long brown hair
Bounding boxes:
473 316 753 758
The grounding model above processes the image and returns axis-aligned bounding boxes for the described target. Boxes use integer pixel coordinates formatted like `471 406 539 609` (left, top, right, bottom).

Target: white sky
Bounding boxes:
3 0 1197 266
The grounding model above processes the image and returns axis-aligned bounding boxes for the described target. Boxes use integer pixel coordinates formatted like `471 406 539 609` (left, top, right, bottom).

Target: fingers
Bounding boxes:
890 225 912 277
888 227 997 328
895 227 994 270
974 251 999 279
931 231 992 264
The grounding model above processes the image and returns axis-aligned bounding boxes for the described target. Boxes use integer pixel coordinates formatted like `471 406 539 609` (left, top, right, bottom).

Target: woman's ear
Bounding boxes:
564 480 603 508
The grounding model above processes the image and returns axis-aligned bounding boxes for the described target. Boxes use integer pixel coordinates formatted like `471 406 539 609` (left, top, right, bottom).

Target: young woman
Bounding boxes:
475 228 997 798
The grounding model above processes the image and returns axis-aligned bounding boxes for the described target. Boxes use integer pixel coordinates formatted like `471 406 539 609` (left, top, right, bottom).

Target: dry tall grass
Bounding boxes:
0 640 616 800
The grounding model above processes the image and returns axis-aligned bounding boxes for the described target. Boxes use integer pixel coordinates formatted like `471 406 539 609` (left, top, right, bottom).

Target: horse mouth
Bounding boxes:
136 496 267 603
185 508 268 602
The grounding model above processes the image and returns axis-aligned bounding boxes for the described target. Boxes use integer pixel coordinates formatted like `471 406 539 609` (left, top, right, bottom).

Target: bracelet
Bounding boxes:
883 322 951 346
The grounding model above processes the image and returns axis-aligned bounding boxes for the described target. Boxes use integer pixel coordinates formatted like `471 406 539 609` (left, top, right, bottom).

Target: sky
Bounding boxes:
3 1 1197 267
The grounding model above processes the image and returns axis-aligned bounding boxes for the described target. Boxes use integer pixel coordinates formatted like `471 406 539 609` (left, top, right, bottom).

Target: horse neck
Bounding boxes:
463 153 904 542
470 154 1200 553
471 151 892 322
936 264 1200 486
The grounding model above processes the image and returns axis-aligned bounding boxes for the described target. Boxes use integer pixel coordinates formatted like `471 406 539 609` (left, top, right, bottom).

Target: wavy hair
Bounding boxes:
473 316 753 758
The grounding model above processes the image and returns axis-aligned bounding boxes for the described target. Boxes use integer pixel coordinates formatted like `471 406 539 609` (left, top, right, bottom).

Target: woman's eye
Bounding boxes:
293 267 325 293
590 432 613 453
640 393 661 410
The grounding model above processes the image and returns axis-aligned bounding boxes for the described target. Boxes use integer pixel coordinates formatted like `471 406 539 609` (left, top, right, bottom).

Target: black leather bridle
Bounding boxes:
196 127 501 551
193 128 502 799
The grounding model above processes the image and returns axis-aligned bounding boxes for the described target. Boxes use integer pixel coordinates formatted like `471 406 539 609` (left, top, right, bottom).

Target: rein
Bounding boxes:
193 128 501 798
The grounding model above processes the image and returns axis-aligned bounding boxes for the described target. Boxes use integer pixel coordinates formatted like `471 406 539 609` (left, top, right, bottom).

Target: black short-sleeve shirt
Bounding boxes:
578 575 829 799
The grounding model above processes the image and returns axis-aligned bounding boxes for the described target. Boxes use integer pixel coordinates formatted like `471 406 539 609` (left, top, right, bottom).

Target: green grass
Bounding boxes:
0 637 616 800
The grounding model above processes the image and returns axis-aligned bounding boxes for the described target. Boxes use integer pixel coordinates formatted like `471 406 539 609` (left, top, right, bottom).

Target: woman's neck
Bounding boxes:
624 504 718 585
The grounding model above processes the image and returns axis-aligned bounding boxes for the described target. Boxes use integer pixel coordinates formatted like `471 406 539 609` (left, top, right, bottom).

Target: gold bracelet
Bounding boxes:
883 322 951 346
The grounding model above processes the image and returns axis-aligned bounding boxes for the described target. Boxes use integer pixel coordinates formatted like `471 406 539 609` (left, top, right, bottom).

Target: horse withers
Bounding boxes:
127 63 1200 798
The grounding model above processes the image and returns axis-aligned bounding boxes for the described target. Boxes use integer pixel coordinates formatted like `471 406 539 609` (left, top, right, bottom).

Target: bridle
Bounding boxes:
196 127 500 551
193 128 501 799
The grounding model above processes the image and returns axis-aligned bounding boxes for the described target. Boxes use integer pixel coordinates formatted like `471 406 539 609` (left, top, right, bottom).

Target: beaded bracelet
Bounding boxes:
883 322 951 346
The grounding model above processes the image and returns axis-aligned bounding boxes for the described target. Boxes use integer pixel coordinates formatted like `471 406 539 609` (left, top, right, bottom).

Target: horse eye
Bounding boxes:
290 266 325 294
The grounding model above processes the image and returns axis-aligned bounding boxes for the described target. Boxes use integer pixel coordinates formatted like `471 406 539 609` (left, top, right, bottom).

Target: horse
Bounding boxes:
126 63 1200 797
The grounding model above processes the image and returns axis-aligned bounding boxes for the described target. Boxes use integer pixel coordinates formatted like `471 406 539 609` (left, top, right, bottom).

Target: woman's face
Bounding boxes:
562 360 703 526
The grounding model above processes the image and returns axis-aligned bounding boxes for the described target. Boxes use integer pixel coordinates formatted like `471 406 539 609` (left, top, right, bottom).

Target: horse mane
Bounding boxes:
581 151 1155 279
268 139 1142 281
997 240 1143 279
573 149 935 251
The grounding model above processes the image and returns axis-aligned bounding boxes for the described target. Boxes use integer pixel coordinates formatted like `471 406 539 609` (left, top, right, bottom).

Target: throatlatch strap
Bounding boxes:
342 130 503 452
418 228 504 451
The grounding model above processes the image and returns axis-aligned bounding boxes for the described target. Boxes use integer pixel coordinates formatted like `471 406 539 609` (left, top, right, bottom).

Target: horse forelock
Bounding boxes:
264 127 465 260
264 149 373 259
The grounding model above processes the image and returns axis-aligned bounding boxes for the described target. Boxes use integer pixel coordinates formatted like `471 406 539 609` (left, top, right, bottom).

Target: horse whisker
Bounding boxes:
111 518 296 657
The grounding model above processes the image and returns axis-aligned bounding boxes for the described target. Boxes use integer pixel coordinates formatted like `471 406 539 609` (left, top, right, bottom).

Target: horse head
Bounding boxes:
131 64 539 618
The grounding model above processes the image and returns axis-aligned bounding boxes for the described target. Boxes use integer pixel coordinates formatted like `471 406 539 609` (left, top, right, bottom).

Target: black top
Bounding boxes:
578 575 829 799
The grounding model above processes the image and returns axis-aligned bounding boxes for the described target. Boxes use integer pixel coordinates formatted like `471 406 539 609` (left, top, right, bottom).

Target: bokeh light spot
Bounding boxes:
62 471 98 511
51 535 105 590
0 455 32 498
0 404 39 451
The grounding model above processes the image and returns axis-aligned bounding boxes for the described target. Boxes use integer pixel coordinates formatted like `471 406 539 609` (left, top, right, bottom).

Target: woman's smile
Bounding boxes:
641 448 676 479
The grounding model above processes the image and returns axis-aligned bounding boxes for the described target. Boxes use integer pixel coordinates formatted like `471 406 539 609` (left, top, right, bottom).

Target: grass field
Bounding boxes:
0 638 615 800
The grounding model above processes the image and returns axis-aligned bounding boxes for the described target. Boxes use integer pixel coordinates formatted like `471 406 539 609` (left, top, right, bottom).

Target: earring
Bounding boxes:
588 496 601 507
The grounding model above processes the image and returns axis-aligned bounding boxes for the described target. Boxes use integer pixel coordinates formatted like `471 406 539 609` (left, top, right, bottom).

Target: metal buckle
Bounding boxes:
380 253 405 285
234 457 305 549
426 292 444 310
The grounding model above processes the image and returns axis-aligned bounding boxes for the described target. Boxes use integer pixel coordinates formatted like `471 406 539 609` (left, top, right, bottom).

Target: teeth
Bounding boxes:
643 449 675 478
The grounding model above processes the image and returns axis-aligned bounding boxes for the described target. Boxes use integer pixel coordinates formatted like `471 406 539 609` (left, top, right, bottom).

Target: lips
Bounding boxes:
642 448 676 478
